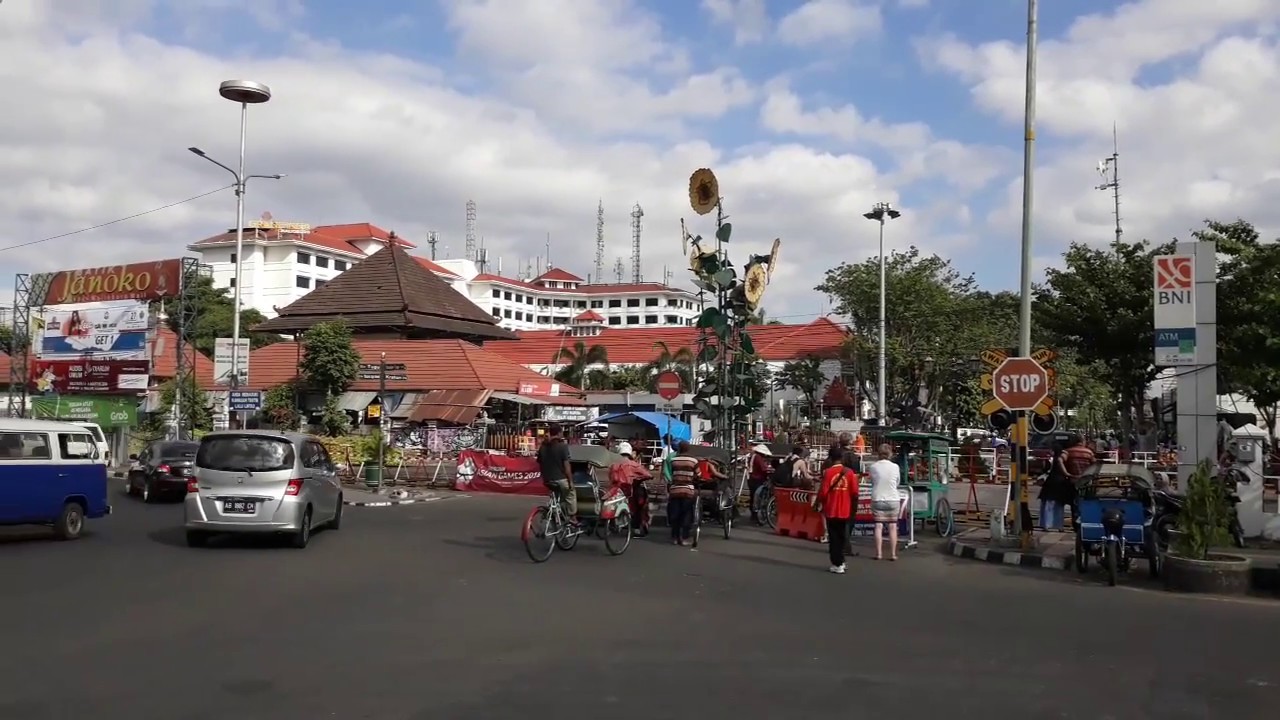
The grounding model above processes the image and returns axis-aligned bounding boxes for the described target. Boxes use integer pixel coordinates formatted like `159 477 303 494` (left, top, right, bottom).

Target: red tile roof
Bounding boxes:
533 267 584 283
190 222 416 257
314 223 416 249
485 317 850 365
573 310 605 323
413 256 461 278
473 273 540 291
243 338 584 399
0 351 9 380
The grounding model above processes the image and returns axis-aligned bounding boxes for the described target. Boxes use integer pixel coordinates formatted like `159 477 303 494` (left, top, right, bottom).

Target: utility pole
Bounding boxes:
1096 124 1122 243
376 351 387 491
863 202 901 423
1012 0 1039 549
427 231 439 260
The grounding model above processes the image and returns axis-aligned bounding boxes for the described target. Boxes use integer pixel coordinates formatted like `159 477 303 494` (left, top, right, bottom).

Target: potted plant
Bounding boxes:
1162 460 1253 595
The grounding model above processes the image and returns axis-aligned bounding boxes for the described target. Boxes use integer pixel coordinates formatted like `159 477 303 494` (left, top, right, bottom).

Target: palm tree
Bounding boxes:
646 341 696 391
551 341 609 389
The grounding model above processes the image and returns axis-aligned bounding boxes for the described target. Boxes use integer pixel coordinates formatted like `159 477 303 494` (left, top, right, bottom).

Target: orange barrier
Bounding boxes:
773 487 825 542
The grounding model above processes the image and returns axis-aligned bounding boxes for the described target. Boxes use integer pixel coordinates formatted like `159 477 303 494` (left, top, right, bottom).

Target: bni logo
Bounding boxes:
1155 256 1193 305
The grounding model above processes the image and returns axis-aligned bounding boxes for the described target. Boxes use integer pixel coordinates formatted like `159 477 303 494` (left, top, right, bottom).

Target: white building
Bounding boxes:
189 221 700 330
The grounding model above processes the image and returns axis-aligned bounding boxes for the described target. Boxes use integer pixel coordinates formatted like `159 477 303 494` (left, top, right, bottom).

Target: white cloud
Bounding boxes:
917 0 1280 259
702 0 770 46
0 0 958 323
777 0 883 47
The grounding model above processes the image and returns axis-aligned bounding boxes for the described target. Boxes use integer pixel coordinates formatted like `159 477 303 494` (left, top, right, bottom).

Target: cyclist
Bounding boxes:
537 424 576 526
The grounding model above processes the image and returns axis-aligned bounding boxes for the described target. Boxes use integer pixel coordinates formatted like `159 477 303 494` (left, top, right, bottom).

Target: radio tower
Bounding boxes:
594 200 605 282
630 203 644 283
427 231 438 260
613 257 626 283
464 199 477 262
1095 124 1122 243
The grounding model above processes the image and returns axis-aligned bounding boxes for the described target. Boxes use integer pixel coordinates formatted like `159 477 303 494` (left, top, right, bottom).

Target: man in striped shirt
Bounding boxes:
667 441 699 547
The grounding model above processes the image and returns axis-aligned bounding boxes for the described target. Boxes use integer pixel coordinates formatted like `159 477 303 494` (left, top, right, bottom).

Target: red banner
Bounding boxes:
454 450 546 495
34 259 184 305
31 359 150 394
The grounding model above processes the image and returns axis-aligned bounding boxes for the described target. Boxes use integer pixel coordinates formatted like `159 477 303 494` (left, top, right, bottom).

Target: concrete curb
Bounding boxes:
343 497 442 508
946 535 1072 571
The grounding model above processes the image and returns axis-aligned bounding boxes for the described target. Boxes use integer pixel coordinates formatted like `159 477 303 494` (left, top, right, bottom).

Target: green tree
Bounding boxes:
318 393 351 437
0 325 12 354
261 382 302 430
1035 238 1173 433
140 372 212 440
1054 353 1118 434
600 365 651 391
161 275 281 355
1195 219 1280 436
773 355 826 419
551 341 609 389
645 341 695 390
819 247 1014 417
300 321 361 396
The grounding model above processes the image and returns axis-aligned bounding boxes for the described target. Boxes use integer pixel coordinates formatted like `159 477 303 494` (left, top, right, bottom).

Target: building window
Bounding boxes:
665 315 679 324
552 299 569 308
516 294 523 303
626 315 639 324
644 315 658 324
315 256 330 269
590 300 603 308
515 311 524 321
537 315 551 324
335 260 348 271
492 309 501 318
667 299 678 307
504 291 512 301
492 289 500 298
575 301 587 309
295 275 310 289
538 299 550 307
527 296 534 305
503 309 512 318
608 299 622 308
608 316 621 325
297 252 311 265
229 253 237 264
315 279 327 288
228 278 236 288
645 298 658 306
626 298 640 307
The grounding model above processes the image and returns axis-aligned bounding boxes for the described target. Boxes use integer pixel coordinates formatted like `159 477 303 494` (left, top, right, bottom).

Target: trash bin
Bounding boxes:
363 465 382 488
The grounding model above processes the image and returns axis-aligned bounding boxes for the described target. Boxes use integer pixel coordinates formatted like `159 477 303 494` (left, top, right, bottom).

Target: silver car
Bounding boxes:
184 430 343 548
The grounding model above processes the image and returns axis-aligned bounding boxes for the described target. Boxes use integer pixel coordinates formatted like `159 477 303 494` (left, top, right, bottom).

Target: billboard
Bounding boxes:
213 337 251 386
38 302 150 359
31 259 184 306
31 396 138 428
1153 254 1196 366
31 359 150 394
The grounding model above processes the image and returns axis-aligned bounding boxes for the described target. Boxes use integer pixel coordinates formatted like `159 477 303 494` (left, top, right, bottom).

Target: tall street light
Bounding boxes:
863 201 901 424
188 79 279 395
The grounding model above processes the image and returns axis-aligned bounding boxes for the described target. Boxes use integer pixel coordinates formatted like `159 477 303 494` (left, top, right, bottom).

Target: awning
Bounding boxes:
338 391 378 411
590 411 692 442
389 392 420 419
492 391 547 405
407 389 491 425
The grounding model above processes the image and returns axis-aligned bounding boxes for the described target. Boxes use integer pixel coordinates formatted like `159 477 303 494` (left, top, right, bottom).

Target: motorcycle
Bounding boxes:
1152 470 1246 550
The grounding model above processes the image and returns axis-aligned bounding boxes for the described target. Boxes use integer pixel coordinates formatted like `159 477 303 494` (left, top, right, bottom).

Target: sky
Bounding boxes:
2 0 1278 325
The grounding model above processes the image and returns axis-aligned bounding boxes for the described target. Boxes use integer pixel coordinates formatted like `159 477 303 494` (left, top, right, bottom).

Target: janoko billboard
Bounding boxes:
31 259 184 306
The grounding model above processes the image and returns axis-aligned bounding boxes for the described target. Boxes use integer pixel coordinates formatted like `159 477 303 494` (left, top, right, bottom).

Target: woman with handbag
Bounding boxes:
815 448 857 574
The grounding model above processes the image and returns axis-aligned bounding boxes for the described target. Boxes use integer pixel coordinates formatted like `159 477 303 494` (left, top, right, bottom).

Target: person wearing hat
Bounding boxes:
748 443 774 524
609 442 653 537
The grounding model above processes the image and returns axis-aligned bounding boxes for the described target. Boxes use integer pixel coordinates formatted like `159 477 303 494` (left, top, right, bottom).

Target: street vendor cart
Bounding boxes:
885 430 956 537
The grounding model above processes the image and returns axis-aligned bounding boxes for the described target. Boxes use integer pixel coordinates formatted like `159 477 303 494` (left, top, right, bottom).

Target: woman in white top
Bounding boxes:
867 443 902 561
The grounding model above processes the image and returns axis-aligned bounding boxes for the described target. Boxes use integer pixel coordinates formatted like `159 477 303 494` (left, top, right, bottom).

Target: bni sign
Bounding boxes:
1153 254 1196 366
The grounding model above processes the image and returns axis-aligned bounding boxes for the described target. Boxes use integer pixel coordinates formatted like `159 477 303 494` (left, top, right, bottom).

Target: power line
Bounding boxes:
0 184 235 253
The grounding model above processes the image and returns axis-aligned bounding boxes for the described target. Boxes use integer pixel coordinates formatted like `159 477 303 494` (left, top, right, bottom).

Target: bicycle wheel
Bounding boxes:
1103 539 1118 587
721 493 733 539
605 511 632 556
522 506 558 563
763 495 778 530
691 496 701 549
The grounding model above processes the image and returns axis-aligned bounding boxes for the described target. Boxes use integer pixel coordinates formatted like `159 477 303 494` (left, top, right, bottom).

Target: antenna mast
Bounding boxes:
465 199 477 261
594 200 605 282
427 231 438 260
545 232 552 268
613 257 626 283
630 203 644 283
1096 124 1122 243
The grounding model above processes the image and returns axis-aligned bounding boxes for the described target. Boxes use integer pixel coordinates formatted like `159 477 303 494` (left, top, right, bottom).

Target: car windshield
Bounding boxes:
196 436 294 472
158 442 199 461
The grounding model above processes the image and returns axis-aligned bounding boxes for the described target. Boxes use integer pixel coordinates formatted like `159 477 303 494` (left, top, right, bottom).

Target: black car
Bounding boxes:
126 441 200 503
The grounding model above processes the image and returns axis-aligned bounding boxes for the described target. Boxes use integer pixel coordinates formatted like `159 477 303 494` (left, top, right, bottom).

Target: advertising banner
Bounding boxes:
1153 254 1197 366
31 259 184 306
213 337 252 386
453 449 545 495
31 396 138 428
38 303 150 358
31 360 150 394
517 379 562 397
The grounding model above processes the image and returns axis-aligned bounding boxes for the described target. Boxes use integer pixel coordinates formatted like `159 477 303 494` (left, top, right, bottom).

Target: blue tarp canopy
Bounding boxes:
586 411 692 442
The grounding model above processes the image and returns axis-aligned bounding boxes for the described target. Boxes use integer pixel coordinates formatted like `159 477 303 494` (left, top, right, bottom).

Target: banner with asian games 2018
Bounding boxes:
453 450 546 495
38 303 150 359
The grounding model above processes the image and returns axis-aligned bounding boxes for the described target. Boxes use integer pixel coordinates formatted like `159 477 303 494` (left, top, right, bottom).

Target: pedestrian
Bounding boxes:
1038 442 1071 531
867 443 901 560
611 441 653 537
816 447 856 574
666 441 699 547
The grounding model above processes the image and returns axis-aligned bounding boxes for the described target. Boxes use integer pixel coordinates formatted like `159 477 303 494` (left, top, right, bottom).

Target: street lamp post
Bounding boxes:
863 202 901 424
187 80 279 420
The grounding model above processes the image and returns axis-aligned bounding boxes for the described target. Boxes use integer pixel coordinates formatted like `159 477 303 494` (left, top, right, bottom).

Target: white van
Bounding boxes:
0 418 111 539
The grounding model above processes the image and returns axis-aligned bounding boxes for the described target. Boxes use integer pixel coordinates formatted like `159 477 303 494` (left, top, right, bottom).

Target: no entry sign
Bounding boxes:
991 356 1049 411
655 370 683 401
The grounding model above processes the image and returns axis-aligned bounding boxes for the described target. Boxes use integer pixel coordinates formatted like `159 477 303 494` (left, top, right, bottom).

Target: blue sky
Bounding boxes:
3 0 1277 319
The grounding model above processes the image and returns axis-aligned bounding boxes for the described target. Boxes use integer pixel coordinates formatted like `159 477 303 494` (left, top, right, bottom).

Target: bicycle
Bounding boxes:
521 485 631 563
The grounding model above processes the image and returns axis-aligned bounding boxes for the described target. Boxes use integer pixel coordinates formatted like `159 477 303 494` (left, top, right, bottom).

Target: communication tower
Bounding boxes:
613 257 626 283
630 203 644 283
465 199 477 261
427 231 438 260
1095 124 1122 242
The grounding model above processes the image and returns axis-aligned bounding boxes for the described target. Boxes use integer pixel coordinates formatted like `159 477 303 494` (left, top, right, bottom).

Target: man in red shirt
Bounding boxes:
817 449 857 574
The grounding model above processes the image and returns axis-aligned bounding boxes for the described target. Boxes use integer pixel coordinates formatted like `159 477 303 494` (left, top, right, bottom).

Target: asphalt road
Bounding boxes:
1 490 1277 720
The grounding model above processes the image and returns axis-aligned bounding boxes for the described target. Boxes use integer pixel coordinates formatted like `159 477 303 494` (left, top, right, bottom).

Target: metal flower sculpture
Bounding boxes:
681 168 781 449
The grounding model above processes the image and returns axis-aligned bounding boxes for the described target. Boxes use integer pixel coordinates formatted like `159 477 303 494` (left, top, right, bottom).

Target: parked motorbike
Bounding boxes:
1152 470 1246 550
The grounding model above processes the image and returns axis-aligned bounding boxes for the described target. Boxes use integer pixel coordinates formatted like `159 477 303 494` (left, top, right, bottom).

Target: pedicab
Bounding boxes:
1073 463 1161 586
682 445 740 546
885 430 956 537
520 444 632 563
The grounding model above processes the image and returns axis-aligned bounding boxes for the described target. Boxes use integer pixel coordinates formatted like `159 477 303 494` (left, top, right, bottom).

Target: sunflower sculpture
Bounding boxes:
688 168 719 216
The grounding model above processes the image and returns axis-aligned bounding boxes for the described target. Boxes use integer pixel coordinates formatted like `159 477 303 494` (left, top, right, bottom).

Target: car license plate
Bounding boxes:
222 499 255 514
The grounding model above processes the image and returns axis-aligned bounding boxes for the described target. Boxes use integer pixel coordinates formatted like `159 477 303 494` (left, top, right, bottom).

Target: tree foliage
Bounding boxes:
140 372 212 441
262 382 301 430
161 274 280 355
773 356 826 418
300 321 361 397
551 341 609 389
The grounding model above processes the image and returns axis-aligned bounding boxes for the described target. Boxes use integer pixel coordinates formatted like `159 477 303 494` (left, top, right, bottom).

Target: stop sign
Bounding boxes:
655 371 683 401
991 357 1049 411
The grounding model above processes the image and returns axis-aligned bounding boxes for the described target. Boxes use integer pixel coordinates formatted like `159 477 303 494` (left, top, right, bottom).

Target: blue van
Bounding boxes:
0 418 111 539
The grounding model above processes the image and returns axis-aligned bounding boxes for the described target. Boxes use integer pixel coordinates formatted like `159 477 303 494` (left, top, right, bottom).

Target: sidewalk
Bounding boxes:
946 527 1280 592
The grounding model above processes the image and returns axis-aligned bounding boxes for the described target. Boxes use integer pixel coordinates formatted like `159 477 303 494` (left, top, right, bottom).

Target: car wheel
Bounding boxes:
186 530 209 548
330 498 343 530
54 502 85 540
290 508 312 549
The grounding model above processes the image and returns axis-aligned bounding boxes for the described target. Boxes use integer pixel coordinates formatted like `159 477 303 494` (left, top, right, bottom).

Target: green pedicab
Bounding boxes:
885 430 957 537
